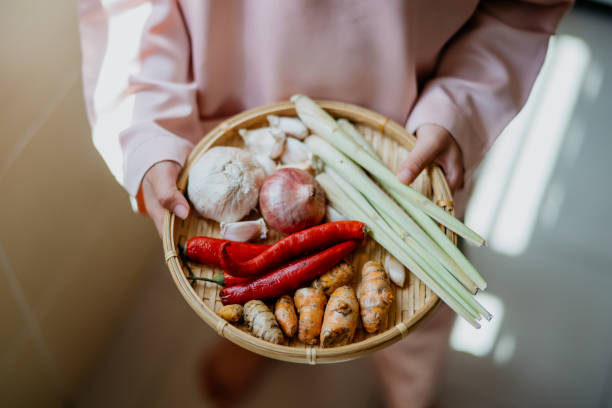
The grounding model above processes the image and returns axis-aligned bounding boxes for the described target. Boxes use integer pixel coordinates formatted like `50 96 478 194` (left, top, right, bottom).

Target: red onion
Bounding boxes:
259 168 326 234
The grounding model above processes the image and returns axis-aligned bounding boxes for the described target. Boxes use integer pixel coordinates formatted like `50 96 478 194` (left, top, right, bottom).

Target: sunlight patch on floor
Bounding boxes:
449 292 505 357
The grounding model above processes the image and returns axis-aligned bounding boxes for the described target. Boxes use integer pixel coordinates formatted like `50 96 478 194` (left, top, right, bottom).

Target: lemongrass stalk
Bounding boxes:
306 136 479 293
377 191 492 319
373 201 477 293
317 173 482 328
381 182 488 292
292 94 486 247
309 119 487 292
325 169 485 320
338 119 379 160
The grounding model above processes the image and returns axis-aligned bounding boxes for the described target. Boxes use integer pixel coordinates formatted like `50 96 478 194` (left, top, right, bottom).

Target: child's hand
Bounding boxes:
396 124 464 192
141 161 190 235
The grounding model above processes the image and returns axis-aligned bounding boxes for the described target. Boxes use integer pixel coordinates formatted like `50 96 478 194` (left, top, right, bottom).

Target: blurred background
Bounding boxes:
1 1 611 407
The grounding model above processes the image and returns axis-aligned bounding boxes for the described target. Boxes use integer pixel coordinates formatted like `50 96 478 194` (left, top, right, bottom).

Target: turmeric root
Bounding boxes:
243 300 284 344
320 285 359 347
359 261 393 333
294 287 327 345
274 295 298 337
218 304 243 323
312 262 354 296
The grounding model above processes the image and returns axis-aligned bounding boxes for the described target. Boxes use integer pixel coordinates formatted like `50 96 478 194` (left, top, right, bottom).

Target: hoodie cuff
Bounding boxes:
123 134 194 198
406 93 485 171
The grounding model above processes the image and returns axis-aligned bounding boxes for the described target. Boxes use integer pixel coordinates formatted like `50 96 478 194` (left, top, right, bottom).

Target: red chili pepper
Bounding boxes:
185 237 270 268
219 221 365 277
220 239 360 305
180 241 254 287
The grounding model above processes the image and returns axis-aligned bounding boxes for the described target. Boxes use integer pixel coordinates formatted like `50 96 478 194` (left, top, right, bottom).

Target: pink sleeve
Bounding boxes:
406 0 573 171
78 0 201 197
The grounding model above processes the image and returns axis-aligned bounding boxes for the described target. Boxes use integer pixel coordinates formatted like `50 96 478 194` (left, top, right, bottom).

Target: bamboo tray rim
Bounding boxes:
162 100 450 364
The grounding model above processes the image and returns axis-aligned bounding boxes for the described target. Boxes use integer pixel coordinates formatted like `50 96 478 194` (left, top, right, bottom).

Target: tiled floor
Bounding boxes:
77 258 384 408
437 5 612 408
73 4 612 408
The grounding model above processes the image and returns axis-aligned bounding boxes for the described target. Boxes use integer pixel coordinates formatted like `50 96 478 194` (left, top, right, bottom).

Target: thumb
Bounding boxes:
397 130 445 184
150 162 190 219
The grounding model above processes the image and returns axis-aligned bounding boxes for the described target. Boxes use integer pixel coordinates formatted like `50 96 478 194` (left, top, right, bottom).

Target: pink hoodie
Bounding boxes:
78 0 571 198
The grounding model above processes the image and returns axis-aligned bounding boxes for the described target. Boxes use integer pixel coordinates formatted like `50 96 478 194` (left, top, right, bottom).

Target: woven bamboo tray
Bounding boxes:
162 100 456 364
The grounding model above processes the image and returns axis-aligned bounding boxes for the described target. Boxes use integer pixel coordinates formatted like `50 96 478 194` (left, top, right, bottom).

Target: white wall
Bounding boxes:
0 1 162 405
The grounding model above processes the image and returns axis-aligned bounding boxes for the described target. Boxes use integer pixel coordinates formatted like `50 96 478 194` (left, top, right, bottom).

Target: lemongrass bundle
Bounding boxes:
292 94 486 247
336 119 487 291
292 94 493 326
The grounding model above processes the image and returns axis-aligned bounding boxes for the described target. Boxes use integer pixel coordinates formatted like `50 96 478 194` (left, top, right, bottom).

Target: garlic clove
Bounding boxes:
267 115 309 140
254 154 277 176
325 205 347 223
239 127 286 159
280 137 311 165
384 253 406 288
277 161 315 176
220 218 268 242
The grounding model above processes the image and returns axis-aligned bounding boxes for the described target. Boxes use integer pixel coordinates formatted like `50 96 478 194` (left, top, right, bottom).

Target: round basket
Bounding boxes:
162 100 456 364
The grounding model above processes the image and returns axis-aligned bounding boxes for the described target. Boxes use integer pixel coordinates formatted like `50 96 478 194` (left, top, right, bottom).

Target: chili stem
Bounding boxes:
186 275 225 286
178 244 195 278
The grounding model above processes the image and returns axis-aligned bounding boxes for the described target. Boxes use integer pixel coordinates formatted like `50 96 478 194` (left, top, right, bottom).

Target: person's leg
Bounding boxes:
371 304 455 408
199 339 267 407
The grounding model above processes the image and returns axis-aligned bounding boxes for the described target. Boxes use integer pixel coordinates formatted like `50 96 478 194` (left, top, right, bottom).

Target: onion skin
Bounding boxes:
259 168 326 234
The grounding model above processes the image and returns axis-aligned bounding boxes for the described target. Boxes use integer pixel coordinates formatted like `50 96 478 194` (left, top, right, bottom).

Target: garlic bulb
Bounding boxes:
384 253 406 287
325 205 347 223
187 146 266 223
239 127 286 159
267 115 309 140
280 137 311 165
220 218 268 242
254 154 277 176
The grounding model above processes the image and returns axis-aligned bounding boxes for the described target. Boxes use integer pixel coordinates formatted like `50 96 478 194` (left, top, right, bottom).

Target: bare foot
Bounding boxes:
199 339 267 407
